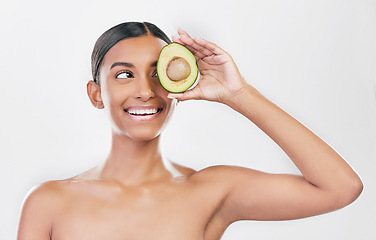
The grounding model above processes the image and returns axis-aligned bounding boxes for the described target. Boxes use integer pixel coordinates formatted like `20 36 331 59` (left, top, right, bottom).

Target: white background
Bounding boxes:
1 0 375 239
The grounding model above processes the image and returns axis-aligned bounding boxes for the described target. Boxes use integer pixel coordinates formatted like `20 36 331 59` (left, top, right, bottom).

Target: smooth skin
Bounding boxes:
18 30 363 240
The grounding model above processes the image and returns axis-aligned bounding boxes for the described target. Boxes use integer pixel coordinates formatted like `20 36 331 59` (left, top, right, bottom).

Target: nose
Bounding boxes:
135 75 156 101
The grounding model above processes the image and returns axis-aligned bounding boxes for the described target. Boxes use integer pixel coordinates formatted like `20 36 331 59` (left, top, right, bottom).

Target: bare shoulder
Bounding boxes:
18 180 71 239
21 180 72 215
21 177 96 216
24 180 64 205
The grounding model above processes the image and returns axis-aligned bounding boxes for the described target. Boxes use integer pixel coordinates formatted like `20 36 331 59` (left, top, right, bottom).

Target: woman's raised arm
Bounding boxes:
170 30 363 222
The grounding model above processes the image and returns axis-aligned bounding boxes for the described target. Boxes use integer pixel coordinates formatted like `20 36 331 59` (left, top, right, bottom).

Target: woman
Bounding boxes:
17 22 363 240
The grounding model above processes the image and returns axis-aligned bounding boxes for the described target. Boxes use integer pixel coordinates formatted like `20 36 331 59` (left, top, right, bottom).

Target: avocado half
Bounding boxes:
157 43 198 93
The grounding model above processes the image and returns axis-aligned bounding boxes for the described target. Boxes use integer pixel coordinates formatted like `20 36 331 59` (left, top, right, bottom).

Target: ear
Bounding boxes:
87 80 104 109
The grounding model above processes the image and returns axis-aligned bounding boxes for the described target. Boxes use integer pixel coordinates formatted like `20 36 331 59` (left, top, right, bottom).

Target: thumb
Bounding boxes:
167 88 202 102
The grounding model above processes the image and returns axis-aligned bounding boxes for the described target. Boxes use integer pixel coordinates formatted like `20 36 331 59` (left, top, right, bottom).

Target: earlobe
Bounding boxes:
87 80 104 109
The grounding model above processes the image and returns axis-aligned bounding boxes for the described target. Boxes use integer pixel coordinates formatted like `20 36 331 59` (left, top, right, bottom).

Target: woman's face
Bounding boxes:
97 35 175 141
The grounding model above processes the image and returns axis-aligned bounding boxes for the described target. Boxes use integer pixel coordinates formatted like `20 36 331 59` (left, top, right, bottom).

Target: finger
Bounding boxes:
195 38 232 65
173 28 194 46
178 28 192 38
177 29 223 55
177 28 196 45
175 35 205 59
171 36 201 61
180 35 225 63
179 35 210 59
171 35 199 60
172 35 184 44
176 29 224 61
194 37 225 56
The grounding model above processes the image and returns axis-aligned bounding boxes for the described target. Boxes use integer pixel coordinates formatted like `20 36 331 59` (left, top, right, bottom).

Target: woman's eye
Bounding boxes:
116 71 134 79
152 70 158 78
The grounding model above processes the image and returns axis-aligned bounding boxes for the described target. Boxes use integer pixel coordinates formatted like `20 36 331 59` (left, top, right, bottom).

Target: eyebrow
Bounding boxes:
110 62 134 69
110 61 158 69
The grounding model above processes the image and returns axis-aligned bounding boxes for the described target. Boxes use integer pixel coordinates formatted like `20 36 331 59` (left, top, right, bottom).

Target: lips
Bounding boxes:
124 106 163 121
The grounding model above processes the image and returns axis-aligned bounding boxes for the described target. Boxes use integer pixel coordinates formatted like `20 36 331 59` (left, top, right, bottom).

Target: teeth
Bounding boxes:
127 108 159 115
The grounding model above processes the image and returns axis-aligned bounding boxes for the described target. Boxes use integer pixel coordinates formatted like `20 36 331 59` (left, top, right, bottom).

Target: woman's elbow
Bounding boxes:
347 175 363 202
334 175 363 209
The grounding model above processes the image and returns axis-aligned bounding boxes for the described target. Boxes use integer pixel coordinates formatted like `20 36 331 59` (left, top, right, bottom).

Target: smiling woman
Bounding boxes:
17 22 363 240
88 32 176 141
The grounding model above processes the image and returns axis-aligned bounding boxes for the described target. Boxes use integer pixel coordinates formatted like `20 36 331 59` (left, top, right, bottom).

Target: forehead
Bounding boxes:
102 35 168 67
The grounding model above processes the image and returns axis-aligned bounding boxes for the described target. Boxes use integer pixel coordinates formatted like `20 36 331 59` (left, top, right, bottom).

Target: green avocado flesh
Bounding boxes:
157 43 198 93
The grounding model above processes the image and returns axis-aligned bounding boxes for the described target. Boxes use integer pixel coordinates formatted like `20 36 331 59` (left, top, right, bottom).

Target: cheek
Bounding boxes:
154 82 170 99
157 89 174 112
101 84 129 107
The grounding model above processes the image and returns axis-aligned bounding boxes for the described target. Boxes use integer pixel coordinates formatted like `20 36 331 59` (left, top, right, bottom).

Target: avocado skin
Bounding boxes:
157 43 198 93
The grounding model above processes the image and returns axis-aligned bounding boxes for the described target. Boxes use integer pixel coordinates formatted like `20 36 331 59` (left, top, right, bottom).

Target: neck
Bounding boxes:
99 132 170 185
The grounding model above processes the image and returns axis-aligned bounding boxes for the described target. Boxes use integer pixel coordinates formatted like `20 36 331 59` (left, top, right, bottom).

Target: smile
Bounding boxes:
124 107 163 121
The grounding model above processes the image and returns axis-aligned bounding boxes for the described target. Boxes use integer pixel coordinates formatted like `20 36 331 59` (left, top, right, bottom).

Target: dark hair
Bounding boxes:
91 22 172 84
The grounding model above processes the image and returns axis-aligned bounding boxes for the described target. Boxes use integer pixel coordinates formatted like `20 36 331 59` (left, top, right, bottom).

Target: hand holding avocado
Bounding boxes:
166 29 248 104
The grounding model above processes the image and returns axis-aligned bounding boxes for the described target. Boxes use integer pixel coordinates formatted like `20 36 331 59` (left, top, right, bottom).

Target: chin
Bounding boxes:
128 130 162 142
112 125 163 142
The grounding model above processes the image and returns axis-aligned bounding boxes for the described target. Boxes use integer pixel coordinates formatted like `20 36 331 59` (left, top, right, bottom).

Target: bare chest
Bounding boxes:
51 182 220 240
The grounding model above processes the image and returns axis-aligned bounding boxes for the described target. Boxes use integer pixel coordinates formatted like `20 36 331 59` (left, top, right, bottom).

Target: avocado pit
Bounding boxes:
166 57 191 81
